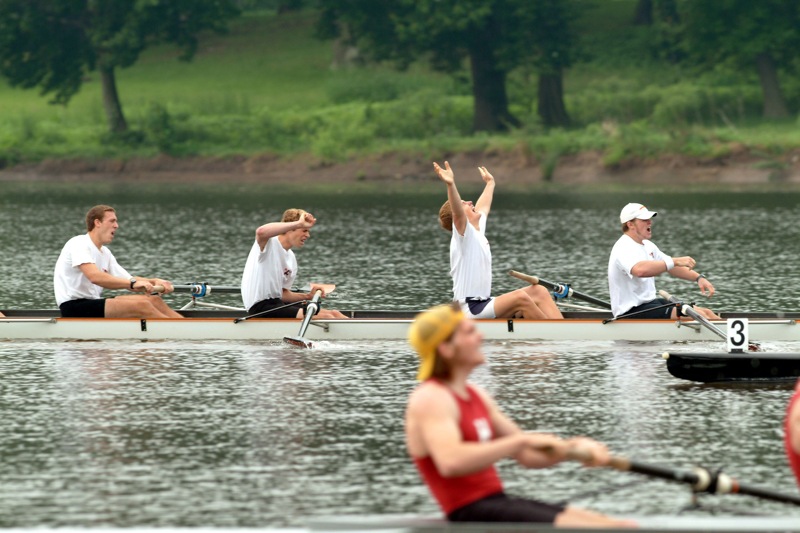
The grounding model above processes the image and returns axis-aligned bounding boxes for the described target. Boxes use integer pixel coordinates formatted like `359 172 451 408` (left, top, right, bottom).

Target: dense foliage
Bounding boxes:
0 0 239 132
0 2 798 172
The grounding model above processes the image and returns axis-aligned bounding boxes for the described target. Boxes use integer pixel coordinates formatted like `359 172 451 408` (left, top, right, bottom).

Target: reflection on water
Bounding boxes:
2 184 800 526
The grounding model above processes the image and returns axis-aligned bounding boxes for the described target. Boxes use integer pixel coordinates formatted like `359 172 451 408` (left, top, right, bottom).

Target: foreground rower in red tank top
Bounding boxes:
405 303 636 528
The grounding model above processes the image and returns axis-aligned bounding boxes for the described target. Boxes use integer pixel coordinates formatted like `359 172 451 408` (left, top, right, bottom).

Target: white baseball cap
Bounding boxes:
620 203 657 223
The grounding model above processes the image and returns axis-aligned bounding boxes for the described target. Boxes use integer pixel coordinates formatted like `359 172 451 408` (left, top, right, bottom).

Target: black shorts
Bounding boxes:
60 298 106 318
447 492 566 523
248 298 306 318
622 297 674 319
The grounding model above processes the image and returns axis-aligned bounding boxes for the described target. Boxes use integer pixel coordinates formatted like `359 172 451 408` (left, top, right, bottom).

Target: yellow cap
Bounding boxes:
408 303 465 381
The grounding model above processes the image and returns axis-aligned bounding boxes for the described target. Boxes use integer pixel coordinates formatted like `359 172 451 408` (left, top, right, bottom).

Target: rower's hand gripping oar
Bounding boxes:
659 290 760 352
561 447 800 506
283 290 323 349
509 270 612 310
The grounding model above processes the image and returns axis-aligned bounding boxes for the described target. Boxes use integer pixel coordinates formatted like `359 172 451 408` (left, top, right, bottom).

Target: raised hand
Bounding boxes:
433 161 454 185
478 166 494 184
300 212 317 229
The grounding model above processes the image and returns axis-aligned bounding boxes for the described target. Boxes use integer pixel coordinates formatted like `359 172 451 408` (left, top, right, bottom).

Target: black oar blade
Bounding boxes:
284 336 314 349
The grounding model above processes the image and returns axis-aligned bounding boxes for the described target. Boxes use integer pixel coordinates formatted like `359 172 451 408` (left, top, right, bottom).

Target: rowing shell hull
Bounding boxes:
307 513 800 532
1 310 800 342
664 351 800 383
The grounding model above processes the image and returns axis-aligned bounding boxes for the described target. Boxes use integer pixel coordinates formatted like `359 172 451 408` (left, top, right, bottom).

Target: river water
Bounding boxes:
1 182 800 527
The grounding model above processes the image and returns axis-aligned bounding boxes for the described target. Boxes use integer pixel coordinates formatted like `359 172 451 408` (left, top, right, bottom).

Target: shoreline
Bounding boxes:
2 150 800 187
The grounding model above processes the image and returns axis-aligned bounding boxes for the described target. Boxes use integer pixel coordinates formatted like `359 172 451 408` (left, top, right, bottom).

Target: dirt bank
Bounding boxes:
2 149 800 185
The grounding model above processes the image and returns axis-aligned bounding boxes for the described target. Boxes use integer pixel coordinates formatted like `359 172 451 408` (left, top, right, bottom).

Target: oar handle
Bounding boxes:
509 270 540 286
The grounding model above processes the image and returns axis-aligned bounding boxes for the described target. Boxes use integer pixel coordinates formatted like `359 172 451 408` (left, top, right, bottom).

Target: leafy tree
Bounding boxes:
0 0 239 134
679 0 799 118
317 0 578 131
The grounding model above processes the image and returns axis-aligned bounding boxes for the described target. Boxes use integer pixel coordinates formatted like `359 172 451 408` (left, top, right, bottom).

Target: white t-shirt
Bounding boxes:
608 233 670 316
53 233 132 306
241 236 297 309
450 213 492 301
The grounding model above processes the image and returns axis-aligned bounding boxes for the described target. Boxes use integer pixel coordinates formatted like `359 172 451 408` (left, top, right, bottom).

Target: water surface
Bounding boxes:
1 183 799 527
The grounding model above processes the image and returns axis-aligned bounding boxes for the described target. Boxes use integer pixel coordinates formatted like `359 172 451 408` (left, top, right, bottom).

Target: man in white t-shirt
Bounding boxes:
608 202 718 319
434 161 562 320
54 205 183 318
240 208 346 319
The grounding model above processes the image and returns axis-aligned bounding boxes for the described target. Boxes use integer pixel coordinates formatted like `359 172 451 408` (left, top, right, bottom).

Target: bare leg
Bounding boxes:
105 295 179 319
555 506 637 528
523 285 563 319
695 305 721 320
493 287 562 319
147 296 184 318
300 308 347 319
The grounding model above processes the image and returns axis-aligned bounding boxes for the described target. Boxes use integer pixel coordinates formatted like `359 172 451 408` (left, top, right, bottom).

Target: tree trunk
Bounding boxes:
755 53 789 119
633 0 653 25
537 71 570 128
467 42 519 132
656 0 680 24
330 22 361 69
100 66 128 133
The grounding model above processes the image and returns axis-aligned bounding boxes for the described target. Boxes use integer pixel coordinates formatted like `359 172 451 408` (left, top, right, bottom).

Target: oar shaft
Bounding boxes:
295 290 322 339
172 284 241 295
557 447 800 506
623 459 703 487
735 482 800 505
658 290 726 340
508 270 611 310
613 456 800 506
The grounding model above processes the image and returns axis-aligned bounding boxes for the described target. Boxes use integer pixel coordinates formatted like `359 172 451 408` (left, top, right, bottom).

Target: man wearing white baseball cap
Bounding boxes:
607 203 718 319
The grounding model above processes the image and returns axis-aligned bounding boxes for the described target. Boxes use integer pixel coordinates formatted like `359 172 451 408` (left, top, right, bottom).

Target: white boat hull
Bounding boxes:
1 312 798 342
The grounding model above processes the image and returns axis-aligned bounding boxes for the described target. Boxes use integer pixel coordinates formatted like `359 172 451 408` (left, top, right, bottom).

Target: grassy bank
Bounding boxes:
0 3 798 173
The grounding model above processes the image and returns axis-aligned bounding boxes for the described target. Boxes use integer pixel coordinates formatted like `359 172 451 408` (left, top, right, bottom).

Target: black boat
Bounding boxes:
663 351 800 383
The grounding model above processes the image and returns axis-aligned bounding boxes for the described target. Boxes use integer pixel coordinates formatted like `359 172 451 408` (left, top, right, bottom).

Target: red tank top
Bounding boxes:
785 381 800 486
413 381 503 513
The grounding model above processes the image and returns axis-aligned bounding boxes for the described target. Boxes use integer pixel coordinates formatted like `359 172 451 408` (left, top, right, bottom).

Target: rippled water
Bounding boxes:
1 183 800 527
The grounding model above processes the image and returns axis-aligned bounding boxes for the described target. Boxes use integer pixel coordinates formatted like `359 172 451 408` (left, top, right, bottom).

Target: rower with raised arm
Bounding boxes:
608 202 719 320
434 161 562 319
406 303 635 527
54 205 183 319
240 208 346 319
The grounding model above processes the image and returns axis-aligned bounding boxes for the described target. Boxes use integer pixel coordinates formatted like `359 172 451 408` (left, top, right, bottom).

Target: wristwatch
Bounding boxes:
130 277 137 290
695 274 705 283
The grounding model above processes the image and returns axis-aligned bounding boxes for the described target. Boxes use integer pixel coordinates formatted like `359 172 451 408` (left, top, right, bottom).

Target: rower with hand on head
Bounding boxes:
405 303 635 527
241 208 347 319
435 161 562 320
54 205 183 319
608 203 719 320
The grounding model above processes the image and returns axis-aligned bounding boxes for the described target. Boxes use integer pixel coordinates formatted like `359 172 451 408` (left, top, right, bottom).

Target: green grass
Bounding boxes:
0 3 798 168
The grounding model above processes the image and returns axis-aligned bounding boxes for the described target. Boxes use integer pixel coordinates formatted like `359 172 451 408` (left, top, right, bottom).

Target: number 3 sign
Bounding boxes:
727 318 749 353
